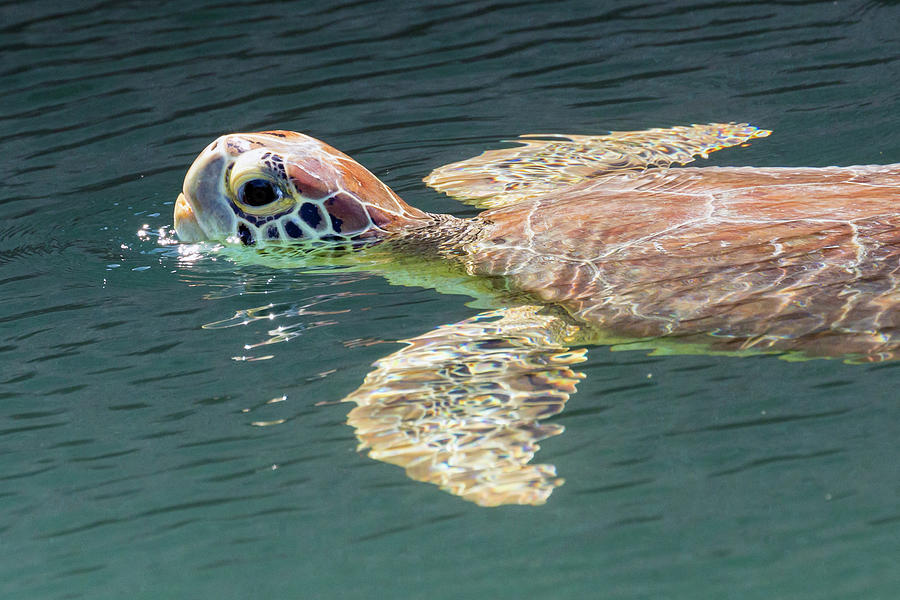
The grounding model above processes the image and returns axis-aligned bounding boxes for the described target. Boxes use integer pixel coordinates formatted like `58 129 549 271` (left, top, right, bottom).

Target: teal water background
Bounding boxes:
2 1 900 598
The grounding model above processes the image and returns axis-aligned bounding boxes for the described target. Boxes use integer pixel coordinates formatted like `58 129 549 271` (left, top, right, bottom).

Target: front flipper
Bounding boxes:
424 122 770 208
344 306 586 506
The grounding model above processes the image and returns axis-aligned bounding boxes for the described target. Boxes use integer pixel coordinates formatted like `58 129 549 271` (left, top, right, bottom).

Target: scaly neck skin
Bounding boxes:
384 212 486 257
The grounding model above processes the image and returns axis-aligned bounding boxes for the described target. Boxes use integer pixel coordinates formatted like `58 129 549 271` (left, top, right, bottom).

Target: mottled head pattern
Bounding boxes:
175 131 428 246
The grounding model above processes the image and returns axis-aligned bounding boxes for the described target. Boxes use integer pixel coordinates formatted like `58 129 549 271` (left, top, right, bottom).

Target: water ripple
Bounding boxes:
709 448 844 477
665 407 853 436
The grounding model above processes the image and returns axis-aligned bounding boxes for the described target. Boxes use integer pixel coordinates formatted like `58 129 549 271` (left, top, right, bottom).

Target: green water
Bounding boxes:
2 1 899 598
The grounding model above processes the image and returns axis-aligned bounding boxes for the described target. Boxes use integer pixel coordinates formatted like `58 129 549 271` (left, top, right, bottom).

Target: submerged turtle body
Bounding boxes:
175 123 900 505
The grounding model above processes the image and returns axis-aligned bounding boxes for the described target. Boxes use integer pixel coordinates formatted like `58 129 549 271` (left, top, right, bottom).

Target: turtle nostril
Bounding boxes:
237 223 255 246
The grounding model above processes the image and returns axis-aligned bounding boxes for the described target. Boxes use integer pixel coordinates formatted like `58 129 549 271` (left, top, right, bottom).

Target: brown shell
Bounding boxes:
463 164 900 360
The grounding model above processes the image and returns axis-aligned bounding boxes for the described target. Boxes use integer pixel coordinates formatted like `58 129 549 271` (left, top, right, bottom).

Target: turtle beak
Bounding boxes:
174 193 206 242
174 138 237 242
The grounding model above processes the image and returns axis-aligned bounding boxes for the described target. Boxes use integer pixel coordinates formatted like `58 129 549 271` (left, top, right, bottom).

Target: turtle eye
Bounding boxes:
238 179 281 207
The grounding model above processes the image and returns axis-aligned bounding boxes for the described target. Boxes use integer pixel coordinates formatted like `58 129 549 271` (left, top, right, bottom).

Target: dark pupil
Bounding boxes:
239 179 279 207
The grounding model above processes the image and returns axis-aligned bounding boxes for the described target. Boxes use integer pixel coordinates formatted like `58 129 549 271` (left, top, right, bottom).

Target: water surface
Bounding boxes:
2 1 899 598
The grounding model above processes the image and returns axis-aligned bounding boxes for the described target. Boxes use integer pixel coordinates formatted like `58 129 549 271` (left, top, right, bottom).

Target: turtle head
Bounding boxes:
175 131 428 246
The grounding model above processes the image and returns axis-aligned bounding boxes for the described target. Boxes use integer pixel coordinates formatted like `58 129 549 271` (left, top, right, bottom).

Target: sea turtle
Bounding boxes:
174 123 900 505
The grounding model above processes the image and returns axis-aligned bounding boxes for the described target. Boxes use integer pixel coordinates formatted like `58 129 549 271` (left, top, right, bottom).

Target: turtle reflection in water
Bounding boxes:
175 123 900 506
